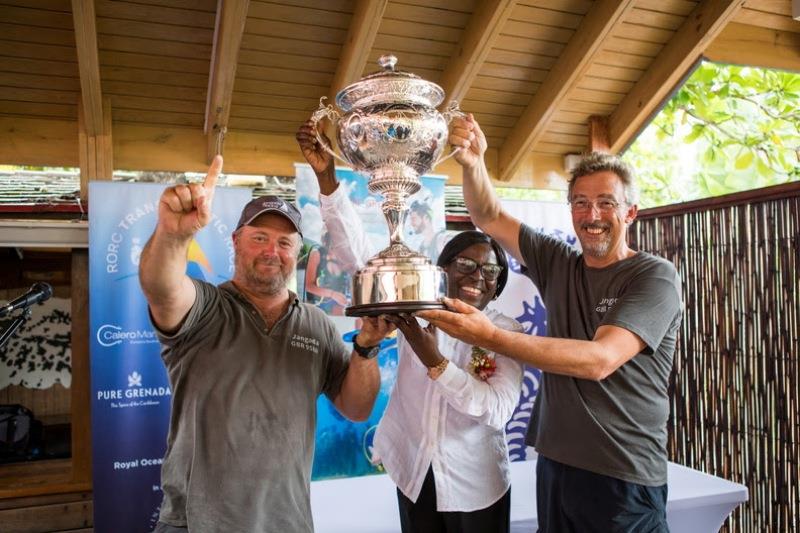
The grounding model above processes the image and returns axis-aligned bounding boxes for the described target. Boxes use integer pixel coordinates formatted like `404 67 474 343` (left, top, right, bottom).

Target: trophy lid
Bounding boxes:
335 54 445 111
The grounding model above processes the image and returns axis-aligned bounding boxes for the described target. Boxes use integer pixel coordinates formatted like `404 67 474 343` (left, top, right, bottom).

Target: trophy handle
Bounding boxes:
433 101 468 167
310 97 350 166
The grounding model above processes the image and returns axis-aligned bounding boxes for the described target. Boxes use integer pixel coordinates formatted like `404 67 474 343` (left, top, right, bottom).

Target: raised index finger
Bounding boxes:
204 155 223 193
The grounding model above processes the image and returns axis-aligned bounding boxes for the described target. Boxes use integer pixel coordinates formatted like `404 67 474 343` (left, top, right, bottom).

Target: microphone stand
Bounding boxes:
0 308 31 350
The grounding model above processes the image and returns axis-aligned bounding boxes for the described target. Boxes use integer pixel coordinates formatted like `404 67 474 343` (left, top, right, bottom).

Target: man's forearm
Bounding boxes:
139 226 193 307
462 159 502 229
335 355 380 421
487 328 615 381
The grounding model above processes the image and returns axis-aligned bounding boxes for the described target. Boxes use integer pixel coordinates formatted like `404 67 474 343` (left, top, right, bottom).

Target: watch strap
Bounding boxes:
352 337 379 359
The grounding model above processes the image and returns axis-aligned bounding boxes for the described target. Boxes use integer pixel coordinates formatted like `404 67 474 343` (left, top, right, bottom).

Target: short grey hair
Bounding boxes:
568 152 639 206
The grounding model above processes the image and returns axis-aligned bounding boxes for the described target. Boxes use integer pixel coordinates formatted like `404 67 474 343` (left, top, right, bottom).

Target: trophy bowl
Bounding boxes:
311 54 463 317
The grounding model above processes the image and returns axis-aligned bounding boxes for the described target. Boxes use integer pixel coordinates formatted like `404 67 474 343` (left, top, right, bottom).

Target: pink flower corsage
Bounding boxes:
469 346 496 381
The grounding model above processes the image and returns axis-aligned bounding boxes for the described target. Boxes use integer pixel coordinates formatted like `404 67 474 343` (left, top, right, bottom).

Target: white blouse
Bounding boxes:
319 185 524 511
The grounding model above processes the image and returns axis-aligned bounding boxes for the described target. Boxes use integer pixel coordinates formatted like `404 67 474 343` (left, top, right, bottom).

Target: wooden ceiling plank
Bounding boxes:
0 86 79 106
2 40 78 62
502 20 575 42
393 0 477 12
383 2 471 28
98 34 212 61
374 34 455 56
237 64 333 86
244 18 347 42
103 80 207 102
705 22 800 72
247 2 351 28
0 100 76 119
379 19 462 43
487 49 557 70
437 0 517 106
3 5 74 29
205 0 250 161
95 0 215 28
497 0 636 182
627 7 686 30
96 17 214 45
99 50 210 75
635 0 697 17
327 0 388 102
520 0 593 14
241 34 342 58
102 66 209 88
494 35 565 57
608 0 745 153
733 7 800 33
0 22 74 46
235 79 328 98
0 72 81 91
0 56 78 78
481 63 548 83
471 75 540 94
72 0 104 136
510 4 584 28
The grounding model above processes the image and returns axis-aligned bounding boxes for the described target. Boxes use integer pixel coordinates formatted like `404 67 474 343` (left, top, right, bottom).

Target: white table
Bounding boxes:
311 458 748 532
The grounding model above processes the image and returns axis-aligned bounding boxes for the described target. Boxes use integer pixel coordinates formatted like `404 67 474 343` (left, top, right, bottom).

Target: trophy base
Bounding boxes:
345 300 445 317
346 251 448 318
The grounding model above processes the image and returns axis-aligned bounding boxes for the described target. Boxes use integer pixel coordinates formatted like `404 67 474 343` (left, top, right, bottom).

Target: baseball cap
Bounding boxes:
235 195 303 237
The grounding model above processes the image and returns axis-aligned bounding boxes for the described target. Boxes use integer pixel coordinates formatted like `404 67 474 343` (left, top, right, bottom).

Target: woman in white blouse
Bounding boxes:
297 122 524 532
376 231 523 533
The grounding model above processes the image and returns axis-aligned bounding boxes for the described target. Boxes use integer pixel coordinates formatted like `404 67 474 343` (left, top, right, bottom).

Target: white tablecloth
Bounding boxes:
310 458 748 532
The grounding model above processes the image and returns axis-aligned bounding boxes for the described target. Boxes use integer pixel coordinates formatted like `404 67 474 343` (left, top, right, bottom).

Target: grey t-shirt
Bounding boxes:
154 279 350 533
520 224 682 486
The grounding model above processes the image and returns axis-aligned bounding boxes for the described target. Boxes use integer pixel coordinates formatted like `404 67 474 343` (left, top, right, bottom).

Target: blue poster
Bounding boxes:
88 182 250 532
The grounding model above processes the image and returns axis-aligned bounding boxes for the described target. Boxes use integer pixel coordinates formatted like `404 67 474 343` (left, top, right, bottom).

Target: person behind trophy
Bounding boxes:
417 115 683 532
297 121 524 533
139 155 394 533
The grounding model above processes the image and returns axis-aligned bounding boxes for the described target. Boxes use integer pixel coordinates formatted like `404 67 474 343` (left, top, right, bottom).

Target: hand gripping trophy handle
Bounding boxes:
309 97 350 166
434 101 467 167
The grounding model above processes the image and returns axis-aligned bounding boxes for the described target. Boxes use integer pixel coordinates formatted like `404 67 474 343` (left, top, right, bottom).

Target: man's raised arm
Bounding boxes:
139 156 222 332
450 115 524 266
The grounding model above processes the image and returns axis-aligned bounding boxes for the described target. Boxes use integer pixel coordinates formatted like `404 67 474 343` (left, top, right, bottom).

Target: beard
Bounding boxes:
579 222 613 258
236 256 289 295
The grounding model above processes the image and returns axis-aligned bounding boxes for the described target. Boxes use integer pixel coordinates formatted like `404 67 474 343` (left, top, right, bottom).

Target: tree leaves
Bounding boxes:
624 61 800 208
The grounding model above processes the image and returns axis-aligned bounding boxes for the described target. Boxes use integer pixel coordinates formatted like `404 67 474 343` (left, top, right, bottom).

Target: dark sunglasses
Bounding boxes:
453 256 503 281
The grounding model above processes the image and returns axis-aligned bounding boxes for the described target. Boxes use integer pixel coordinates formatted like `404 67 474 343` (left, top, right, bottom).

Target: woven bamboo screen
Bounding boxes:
630 182 800 532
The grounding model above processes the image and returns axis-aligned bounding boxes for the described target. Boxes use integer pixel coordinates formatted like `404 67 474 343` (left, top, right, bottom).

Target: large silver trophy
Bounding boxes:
311 54 463 317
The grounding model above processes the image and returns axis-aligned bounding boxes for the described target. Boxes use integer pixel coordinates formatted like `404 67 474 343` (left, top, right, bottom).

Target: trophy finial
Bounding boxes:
378 54 397 71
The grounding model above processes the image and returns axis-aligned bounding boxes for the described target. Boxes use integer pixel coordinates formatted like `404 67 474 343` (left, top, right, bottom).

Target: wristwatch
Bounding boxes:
352 337 380 359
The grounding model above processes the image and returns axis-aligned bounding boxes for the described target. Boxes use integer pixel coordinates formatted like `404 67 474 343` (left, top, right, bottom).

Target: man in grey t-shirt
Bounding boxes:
419 117 682 532
139 156 394 533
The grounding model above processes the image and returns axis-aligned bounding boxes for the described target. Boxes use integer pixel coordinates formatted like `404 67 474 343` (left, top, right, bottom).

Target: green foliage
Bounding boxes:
624 62 800 208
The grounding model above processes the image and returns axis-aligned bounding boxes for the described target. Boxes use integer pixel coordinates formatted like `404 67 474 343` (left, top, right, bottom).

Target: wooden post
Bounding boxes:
587 115 611 153
69 251 92 485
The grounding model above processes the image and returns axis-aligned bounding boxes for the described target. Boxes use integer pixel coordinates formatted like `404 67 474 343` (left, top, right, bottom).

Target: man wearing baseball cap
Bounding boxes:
139 156 394 533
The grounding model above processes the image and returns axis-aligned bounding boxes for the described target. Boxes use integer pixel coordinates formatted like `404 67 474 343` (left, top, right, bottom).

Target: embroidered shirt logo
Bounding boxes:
596 297 618 313
291 333 320 354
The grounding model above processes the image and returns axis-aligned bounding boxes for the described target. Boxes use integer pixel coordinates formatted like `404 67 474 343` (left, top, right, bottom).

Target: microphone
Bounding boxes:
0 282 53 318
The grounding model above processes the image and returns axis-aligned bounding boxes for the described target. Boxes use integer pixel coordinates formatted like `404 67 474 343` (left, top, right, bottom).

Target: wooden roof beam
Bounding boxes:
608 0 745 153
71 0 104 137
327 0 388 103
497 0 636 182
705 22 800 73
437 0 518 107
205 0 250 163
